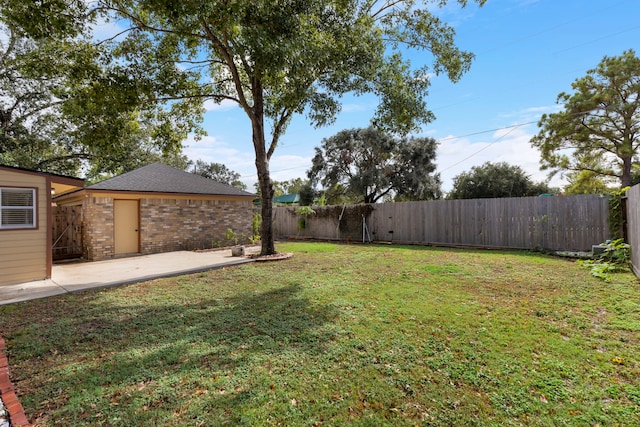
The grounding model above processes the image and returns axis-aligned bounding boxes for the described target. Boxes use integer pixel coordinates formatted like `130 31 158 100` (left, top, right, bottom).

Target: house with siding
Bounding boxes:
54 163 256 261
0 165 84 286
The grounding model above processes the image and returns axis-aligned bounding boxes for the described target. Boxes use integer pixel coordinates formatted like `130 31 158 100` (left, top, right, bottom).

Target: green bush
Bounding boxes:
294 206 316 231
252 212 262 241
578 238 631 281
608 187 629 239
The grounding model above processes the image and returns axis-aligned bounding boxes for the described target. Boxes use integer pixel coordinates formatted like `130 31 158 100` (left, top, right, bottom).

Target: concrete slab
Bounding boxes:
0 248 258 305
0 280 67 306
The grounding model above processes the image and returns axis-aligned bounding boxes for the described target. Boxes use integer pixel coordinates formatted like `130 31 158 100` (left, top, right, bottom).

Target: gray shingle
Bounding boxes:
87 163 256 197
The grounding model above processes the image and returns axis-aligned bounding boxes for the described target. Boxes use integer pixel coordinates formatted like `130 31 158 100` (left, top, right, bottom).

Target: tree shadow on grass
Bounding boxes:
8 284 340 425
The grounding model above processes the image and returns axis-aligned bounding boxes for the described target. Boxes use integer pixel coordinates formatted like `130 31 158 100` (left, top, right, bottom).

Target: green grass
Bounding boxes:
1 242 639 426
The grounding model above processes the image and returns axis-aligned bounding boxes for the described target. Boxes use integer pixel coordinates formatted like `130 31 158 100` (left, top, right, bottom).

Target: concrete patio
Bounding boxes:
0 248 258 305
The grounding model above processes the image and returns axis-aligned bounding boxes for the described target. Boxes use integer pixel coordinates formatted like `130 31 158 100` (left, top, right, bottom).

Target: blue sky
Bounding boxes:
178 0 640 192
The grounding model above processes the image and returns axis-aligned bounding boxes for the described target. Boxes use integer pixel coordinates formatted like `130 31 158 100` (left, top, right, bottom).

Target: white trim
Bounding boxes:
0 187 36 229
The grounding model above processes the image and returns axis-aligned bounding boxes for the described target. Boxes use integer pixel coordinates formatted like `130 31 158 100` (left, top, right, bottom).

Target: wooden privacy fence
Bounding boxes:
274 195 611 252
52 205 83 260
626 185 640 276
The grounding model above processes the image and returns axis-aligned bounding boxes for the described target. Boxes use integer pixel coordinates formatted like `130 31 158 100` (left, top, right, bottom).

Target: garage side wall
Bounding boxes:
140 198 253 254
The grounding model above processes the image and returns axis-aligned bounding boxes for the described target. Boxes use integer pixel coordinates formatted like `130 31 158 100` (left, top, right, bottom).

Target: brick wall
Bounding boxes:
140 198 253 254
83 196 253 261
82 196 114 261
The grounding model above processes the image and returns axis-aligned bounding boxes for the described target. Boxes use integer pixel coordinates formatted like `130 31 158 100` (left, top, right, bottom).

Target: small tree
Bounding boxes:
563 170 615 195
447 162 551 199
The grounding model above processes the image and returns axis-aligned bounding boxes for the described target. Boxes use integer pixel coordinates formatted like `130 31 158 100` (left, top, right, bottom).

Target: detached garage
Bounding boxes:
55 163 256 261
0 165 84 286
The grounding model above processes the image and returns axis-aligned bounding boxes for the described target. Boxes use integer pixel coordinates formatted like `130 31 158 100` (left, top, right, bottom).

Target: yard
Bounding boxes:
1 242 639 426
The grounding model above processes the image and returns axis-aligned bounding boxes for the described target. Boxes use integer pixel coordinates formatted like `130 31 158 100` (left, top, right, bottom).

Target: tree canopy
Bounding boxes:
5 0 485 255
0 23 84 175
309 127 442 204
447 162 551 199
0 17 200 179
531 50 640 188
562 169 614 195
190 160 247 190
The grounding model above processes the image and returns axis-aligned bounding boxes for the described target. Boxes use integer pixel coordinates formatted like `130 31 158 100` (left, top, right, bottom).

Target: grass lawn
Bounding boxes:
1 242 639 426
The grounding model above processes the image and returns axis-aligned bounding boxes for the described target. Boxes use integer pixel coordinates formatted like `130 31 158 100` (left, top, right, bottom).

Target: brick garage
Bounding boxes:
55 163 256 261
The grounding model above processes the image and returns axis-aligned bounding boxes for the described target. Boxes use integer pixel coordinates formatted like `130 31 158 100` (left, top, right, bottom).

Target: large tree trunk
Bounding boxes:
251 81 277 256
256 154 276 255
621 155 632 188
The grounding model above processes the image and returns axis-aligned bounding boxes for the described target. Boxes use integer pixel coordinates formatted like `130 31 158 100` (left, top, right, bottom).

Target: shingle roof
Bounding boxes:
87 163 256 197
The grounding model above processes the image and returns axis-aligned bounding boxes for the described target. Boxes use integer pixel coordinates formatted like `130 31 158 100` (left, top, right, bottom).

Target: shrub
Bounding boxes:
578 238 631 281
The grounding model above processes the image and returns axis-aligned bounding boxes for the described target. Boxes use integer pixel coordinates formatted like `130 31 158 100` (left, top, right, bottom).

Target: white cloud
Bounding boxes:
183 134 311 190
0 23 9 45
238 154 311 190
268 154 312 181
183 134 250 172
437 124 566 193
203 98 239 111
428 1 483 27
341 103 369 113
90 14 131 43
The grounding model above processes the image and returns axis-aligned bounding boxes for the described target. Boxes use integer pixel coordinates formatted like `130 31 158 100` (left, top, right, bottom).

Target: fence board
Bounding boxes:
52 205 83 260
627 185 640 276
274 195 610 251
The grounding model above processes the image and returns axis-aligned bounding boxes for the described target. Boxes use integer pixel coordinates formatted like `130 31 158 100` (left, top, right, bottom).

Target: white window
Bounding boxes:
0 187 36 229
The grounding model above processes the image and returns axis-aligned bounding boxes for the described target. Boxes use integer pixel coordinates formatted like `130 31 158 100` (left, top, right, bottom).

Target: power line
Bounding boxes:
436 107 599 172
240 164 308 179
240 109 595 179
438 124 526 173
240 121 541 179
474 0 634 57
553 23 640 55
435 120 539 143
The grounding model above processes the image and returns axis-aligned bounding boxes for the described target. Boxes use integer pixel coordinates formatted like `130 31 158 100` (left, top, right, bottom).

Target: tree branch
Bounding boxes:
200 20 253 117
149 93 240 105
370 0 407 20
103 6 206 41
94 25 140 46
371 185 393 203
35 152 93 168
268 107 294 160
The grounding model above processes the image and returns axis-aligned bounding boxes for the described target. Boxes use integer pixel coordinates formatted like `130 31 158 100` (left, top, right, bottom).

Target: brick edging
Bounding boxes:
0 336 30 427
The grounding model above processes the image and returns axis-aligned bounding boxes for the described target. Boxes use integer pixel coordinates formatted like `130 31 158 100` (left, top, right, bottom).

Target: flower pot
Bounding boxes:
231 246 245 257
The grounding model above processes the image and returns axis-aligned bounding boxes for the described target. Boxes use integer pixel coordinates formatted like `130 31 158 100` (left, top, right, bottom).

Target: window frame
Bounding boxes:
0 187 38 230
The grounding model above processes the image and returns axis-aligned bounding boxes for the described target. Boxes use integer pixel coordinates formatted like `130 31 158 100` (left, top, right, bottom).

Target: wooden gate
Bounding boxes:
52 205 83 260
